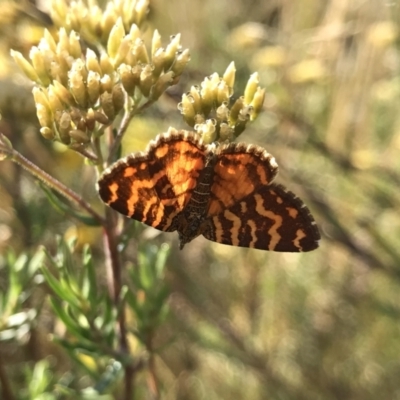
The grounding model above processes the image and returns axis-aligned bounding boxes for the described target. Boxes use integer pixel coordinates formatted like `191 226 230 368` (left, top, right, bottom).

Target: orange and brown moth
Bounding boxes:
97 130 320 251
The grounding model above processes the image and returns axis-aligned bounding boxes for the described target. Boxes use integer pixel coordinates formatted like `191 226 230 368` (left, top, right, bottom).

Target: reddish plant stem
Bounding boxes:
0 142 105 226
103 208 135 399
107 99 155 164
0 351 15 400
146 335 160 399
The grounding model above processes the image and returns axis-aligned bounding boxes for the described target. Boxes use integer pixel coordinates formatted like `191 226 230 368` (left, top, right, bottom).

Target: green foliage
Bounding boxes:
0 249 43 341
1 0 400 399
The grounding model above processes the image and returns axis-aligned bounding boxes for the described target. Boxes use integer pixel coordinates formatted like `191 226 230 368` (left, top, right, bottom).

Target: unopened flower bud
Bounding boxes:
93 111 110 125
134 39 149 64
171 48 190 80
216 80 230 105
244 72 259 104
189 85 202 114
222 62 236 88
30 47 51 86
229 96 244 125
178 93 196 126
164 33 181 70
249 87 265 120
53 81 74 106
100 91 115 120
87 71 101 105
108 18 125 60
69 68 87 107
119 64 136 95
69 31 82 59
139 64 154 97
151 29 162 56
40 127 55 140
100 53 114 76
150 71 174 100
69 129 91 144
112 84 125 113
86 49 102 75
101 74 114 94
11 50 40 82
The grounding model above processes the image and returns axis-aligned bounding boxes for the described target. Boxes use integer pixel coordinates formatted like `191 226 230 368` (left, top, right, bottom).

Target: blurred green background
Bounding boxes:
1 0 400 399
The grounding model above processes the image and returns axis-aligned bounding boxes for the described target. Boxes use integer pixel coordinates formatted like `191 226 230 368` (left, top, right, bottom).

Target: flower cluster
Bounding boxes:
11 23 189 151
178 62 266 144
50 0 150 46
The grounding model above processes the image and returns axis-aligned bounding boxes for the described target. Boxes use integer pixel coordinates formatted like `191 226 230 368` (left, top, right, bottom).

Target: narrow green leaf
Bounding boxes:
40 183 100 226
82 244 97 302
50 299 91 342
41 267 81 308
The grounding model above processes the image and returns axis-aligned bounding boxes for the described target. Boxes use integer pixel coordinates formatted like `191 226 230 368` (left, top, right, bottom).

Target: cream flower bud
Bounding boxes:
69 66 87 107
11 50 40 82
164 33 181 70
44 29 57 53
100 74 113 93
87 71 101 105
113 36 131 67
244 72 259 104
69 129 91 144
57 28 70 54
196 119 216 144
40 127 55 140
69 31 82 59
178 93 196 126
152 29 162 56
216 102 229 122
119 64 135 95
36 103 53 128
134 39 149 64
30 47 51 86
134 0 150 25
100 54 114 76
100 92 115 120
101 5 119 42
229 96 244 125
200 76 215 115
93 111 110 125
189 85 202 114
48 85 64 111
249 87 265 120
128 24 141 42
85 110 96 131
53 81 74 106
150 71 174 100
222 62 236 88
58 111 72 136
152 47 165 78
112 84 125 113
139 64 154 97
108 18 125 60
33 87 51 112
170 49 190 79
86 49 102 75
219 123 234 141
216 80 230 105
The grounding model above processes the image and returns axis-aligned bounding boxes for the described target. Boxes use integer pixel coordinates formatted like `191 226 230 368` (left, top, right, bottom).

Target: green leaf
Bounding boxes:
28 359 54 399
41 267 81 308
49 299 91 341
40 183 100 226
82 244 97 302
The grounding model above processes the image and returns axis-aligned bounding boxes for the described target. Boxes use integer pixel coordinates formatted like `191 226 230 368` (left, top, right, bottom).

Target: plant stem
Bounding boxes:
0 351 15 400
107 99 155 164
146 335 160 399
0 140 105 226
103 207 135 399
